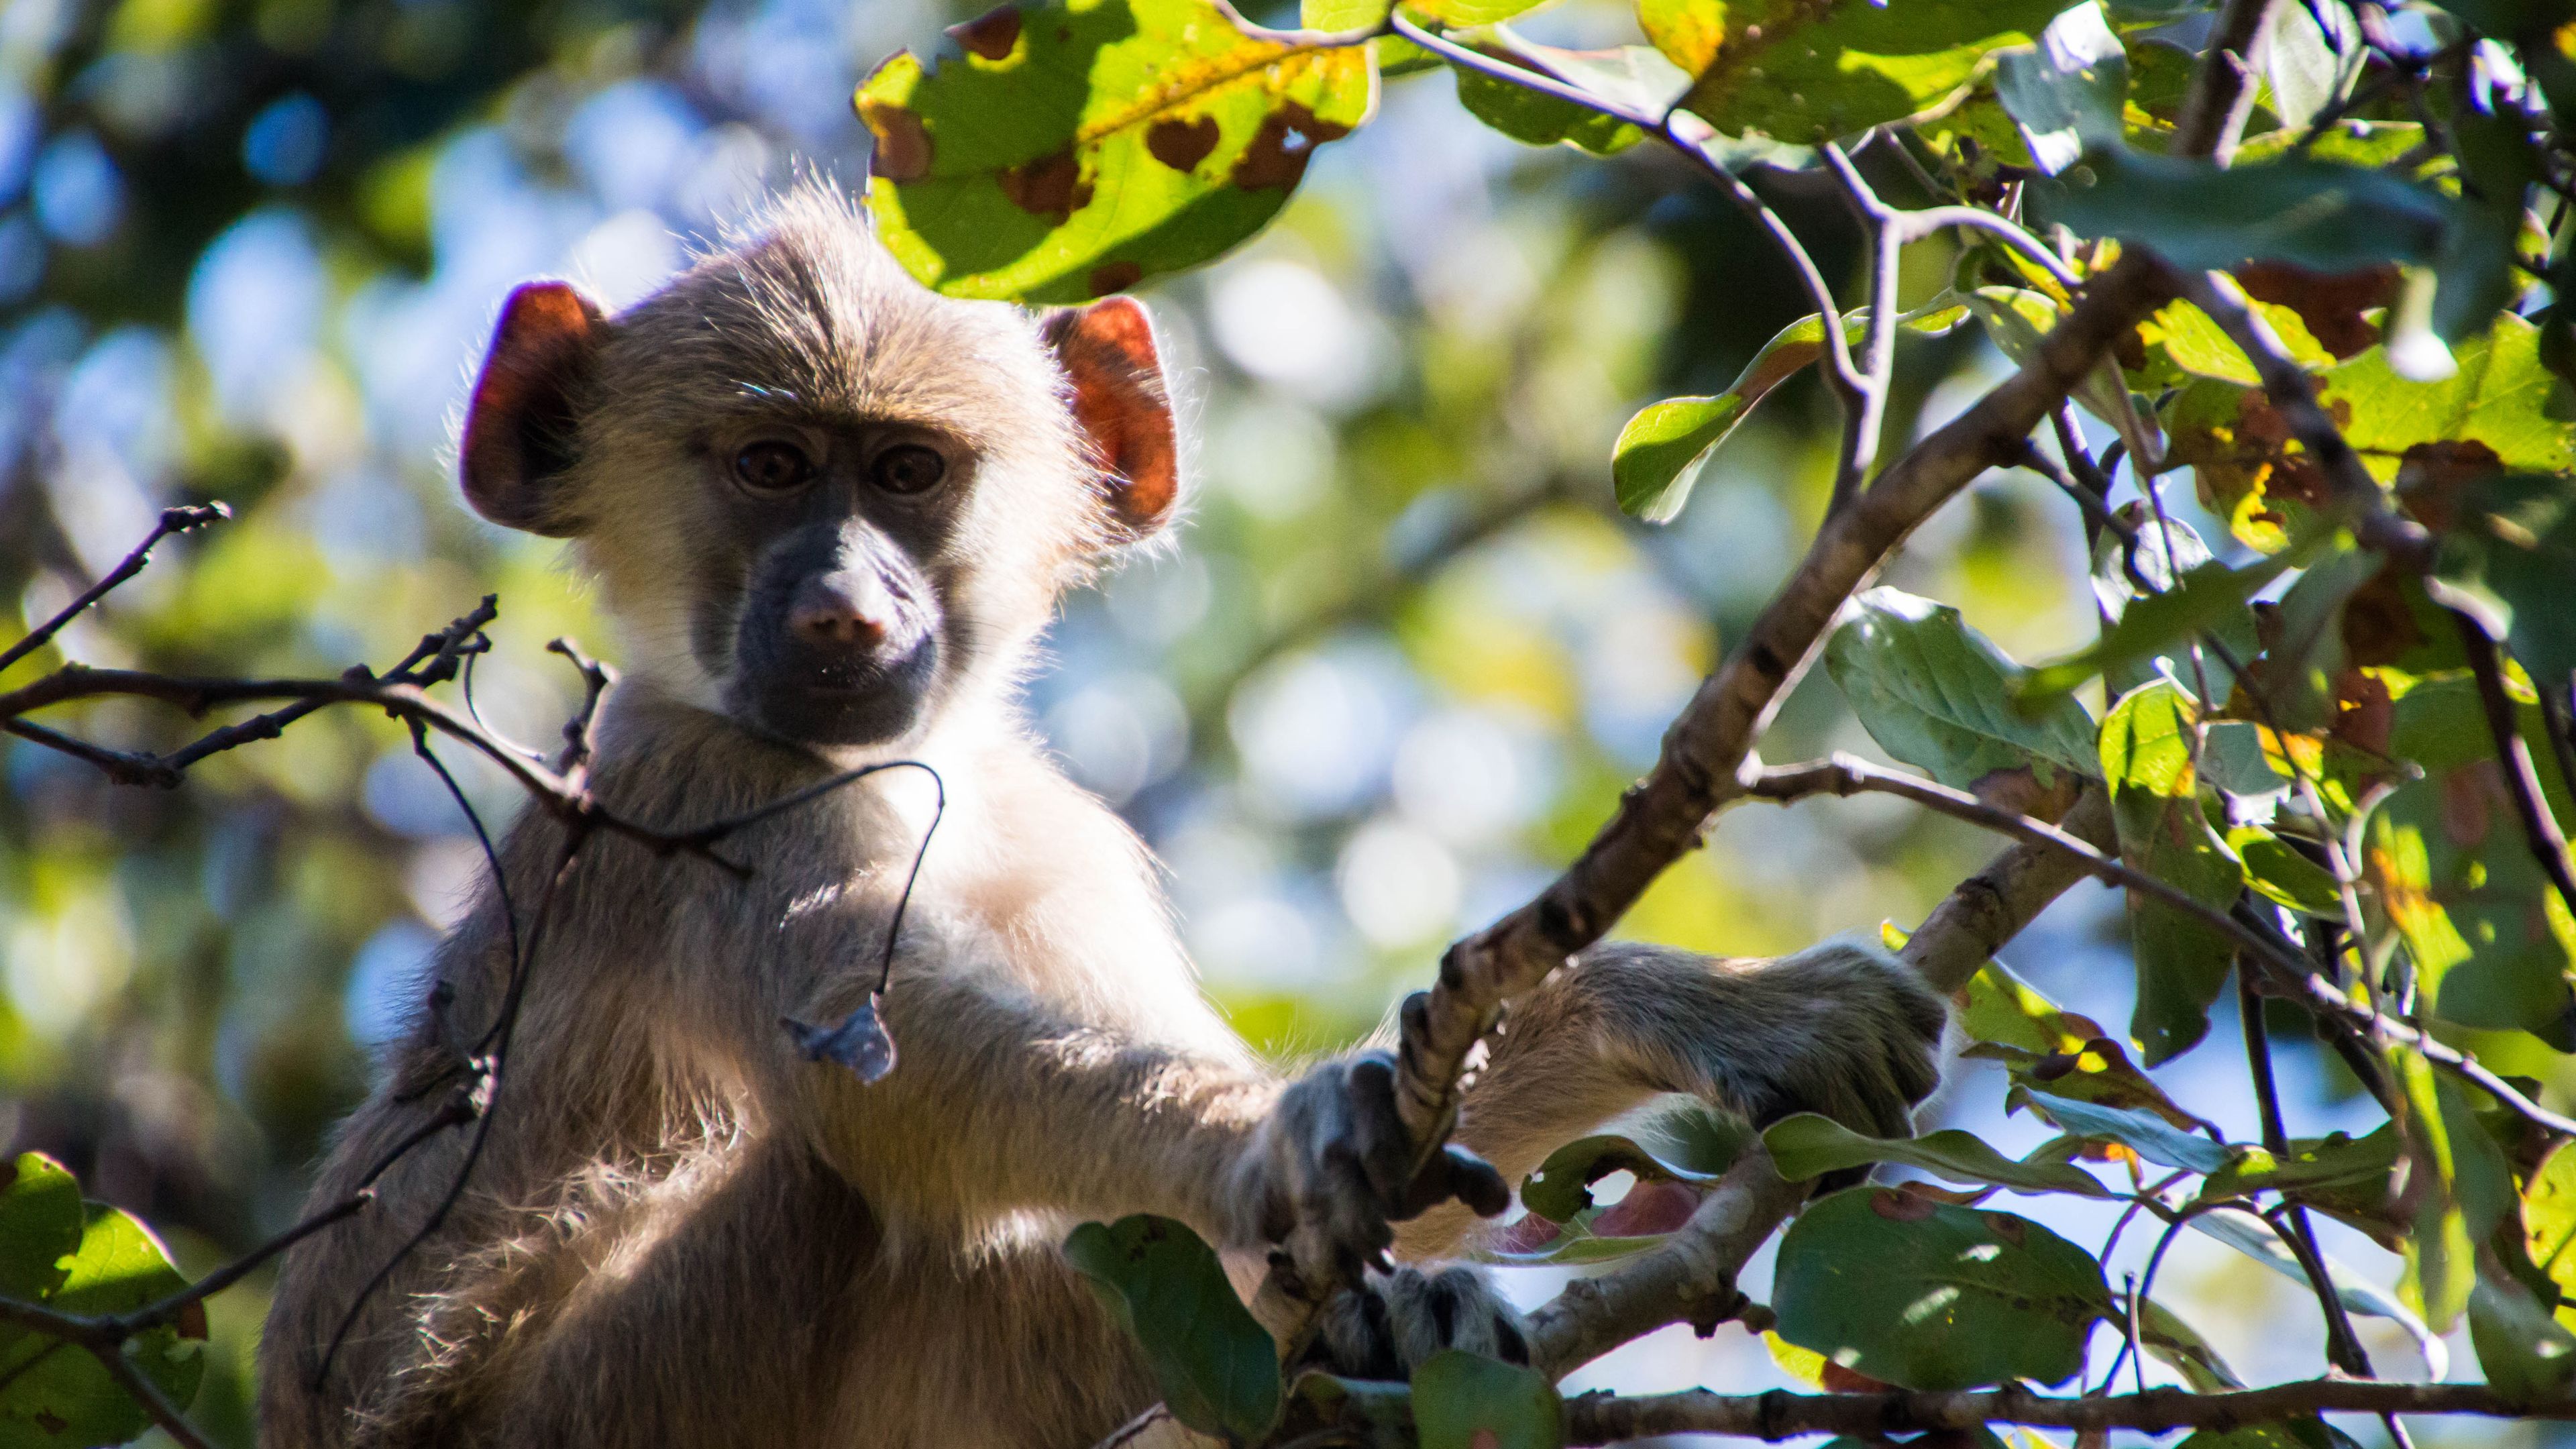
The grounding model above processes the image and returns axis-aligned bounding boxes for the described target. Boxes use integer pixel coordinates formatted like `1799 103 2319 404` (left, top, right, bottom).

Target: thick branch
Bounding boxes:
1522 790 2118 1378
1563 1379 2573 1443
1389 252 2174 1159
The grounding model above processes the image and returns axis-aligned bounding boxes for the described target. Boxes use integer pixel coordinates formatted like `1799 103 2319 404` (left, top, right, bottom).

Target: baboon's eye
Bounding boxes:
733 440 816 494
871 444 947 495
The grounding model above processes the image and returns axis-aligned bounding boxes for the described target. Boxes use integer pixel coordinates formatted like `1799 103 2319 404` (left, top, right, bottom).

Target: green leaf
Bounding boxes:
2470 1269 2576 1400
857 0 1376 302
2255 540 2384 733
1452 63 1642 156
1669 0 2073 143
2196 1124 2401 1202
2051 147 2461 275
1612 301 1968 522
1763 1114 2114 1198
1064 1215 1281 1442
0 1203 204 1449
1411 1350 1561 1449
2369 743 2576 1037
0 1154 81 1305
1992 2 2127 174
2179 1422 2364 1449
2088 506 2256 702
2134 299 2334 386
1824 586 2100 790
1966 286 2158 467
1955 963 2216 1132
2169 314 2576 554
2100 679 2246 1064
2523 1141 2576 1330
1517 1102 1745 1222
1773 1187 2110 1391
2024 555 2298 700
2261 0 2361 132
2394 1051 2518 1333
1301 0 1389 26
2225 825 2346 916
2434 472 2576 692
2017 1087 2233 1173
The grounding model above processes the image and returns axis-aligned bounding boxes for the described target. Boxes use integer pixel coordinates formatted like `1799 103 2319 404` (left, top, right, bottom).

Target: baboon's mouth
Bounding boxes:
734 637 938 747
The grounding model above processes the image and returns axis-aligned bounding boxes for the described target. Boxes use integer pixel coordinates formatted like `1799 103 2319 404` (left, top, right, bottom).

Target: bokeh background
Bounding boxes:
0 0 2542 1442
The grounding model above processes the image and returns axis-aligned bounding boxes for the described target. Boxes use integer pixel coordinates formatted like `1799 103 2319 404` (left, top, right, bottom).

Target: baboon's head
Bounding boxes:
455 184 1179 750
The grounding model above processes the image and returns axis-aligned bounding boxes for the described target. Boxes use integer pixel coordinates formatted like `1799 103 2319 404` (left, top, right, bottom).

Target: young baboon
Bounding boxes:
257 184 1946 1448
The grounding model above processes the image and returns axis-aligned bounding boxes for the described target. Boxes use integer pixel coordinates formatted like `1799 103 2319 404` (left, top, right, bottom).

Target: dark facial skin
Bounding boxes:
693 421 969 747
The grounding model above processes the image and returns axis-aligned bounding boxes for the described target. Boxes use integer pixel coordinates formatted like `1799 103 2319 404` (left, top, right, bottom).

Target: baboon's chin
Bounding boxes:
730 639 939 748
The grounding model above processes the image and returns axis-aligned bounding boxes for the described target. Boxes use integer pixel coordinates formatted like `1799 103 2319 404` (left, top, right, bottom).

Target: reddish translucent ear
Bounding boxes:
461 281 605 537
1043 297 1180 536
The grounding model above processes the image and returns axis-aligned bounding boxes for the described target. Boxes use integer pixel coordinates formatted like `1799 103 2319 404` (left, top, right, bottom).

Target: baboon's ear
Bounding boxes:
461 281 605 537
1043 297 1180 537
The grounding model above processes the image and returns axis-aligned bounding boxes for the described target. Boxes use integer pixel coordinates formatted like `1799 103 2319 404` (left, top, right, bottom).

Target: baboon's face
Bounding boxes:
453 189 1179 755
689 416 965 747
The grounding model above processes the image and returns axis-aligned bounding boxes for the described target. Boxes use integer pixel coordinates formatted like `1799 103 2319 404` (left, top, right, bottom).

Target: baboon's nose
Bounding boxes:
788 572 893 649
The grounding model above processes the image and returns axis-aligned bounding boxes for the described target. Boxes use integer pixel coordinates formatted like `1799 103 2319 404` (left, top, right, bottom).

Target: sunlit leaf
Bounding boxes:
1774 1188 2110 1391
0 1153 81 1305
1993 1 2127 174
0 1202 204 1449
1668 0 2073 143
857 0 1376 302
2100 678 2245 1064
2523 1141 2576 1330
2167 313 2576 553
2368 745 2576 1038
1064 1215 1281 1442
1764 1113 2115 1198
2224 825 2345 916
1612 301 1969 521
1824 587 2100 790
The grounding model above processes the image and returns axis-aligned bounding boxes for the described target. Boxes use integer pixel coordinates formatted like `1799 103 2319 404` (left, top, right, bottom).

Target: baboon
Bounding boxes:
257 184 1946 1448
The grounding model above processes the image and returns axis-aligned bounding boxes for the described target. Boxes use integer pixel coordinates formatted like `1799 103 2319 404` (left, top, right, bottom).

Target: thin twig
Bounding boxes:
2455 610 2576 922
1820 140 1901 509
2172 0 2283 164
1205 0 1385 48
0 502 228 676
1746 753 2318 983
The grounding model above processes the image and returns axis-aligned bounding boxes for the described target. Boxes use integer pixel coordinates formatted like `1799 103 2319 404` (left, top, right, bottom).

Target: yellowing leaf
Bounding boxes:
858 0 1376 302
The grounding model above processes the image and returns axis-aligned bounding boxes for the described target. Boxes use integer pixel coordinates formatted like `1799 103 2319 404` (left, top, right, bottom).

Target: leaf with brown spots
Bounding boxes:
1662 0 2073 143
857 0 1375 303
1776 1189 2111 1391
2161 313 2576 553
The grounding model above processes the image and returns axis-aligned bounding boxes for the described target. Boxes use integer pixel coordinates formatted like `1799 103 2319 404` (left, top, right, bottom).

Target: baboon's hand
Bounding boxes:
1301 1265 1527 1382
1235 1053 1509 1281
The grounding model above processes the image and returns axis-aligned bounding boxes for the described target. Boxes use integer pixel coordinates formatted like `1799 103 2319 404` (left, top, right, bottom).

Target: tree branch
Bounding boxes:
1387 251 2174 1167
2455 609 2576 922
1519 789 2120 1379
0 502 227 677
1562 1379 2575 1443
2171 0 2282 165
